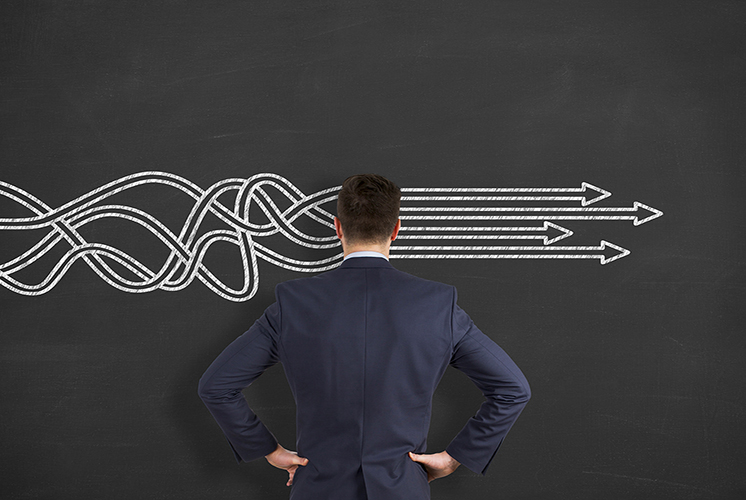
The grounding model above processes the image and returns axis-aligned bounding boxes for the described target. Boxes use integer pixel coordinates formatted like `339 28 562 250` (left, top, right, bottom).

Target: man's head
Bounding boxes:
336 174 401 247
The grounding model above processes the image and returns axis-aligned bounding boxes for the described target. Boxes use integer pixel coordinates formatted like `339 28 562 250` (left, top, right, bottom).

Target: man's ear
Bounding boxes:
391 219 401 241
334 217 344 239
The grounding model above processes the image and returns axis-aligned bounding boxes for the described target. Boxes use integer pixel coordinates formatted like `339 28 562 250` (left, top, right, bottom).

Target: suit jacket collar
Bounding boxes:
339 256 395 269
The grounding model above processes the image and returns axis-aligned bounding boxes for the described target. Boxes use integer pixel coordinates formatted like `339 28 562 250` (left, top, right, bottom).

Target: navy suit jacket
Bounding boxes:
198 257 530 500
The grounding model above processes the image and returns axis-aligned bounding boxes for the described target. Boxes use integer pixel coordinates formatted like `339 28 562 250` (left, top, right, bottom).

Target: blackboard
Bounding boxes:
1 1 744 499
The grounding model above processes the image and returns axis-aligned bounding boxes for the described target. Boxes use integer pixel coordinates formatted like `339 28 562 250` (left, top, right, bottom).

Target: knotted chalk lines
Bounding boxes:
0 172 662 301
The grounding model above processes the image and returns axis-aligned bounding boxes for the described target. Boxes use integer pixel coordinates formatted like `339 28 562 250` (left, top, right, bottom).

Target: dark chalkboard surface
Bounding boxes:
1 1 744 499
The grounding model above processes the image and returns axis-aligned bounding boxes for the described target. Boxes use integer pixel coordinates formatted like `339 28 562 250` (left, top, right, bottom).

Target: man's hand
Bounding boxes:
265 444 309 486
408 451 461 483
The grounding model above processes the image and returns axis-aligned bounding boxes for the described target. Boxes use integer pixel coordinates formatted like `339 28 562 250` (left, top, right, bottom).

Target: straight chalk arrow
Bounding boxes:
397 221 573 245
400 201 663 226
401 182 612 206
390 240 630 265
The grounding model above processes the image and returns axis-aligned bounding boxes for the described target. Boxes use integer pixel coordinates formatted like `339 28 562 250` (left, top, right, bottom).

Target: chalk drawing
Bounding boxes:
0 172 662 301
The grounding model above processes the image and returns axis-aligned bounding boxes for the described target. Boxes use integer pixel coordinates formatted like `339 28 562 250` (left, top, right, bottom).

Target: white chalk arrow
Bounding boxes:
397 221 573 245
401 182 611 206
390 240 630 265
400 201 663 226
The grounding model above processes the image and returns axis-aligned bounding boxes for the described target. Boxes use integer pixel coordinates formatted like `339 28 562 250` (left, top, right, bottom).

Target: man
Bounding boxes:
198 174 531 499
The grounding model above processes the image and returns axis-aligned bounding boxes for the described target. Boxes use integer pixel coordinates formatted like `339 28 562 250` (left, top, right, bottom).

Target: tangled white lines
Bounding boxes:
0 172 342 301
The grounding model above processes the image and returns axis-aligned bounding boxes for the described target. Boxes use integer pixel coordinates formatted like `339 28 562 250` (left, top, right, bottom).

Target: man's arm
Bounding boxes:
443 290 531 476
198 300 308 485
197 302 282 463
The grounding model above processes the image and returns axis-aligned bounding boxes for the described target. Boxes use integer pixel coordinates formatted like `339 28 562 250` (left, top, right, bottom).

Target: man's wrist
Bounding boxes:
265 443 282 458
442 451 461 469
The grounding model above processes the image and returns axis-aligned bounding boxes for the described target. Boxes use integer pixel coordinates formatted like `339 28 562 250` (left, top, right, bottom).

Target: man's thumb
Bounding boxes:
296 456 309 466
409 452 428 464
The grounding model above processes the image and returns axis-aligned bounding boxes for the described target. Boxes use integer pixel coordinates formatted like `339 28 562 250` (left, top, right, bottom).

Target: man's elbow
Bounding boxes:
197 374 216 403
497 378 531 405
198 371 241 405
514 372 531 404
519 379 531 404
492 383 530 406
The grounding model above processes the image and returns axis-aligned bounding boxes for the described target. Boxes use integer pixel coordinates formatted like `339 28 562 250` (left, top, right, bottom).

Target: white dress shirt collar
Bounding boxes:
343 250 389 261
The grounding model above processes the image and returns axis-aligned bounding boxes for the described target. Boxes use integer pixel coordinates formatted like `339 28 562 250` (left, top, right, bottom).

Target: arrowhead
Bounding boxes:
599 240 630 264
581 182 612 206
633 202 663 225
543 222 574 245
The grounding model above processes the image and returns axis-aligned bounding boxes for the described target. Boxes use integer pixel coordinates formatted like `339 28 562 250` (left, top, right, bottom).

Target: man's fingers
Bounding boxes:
408 452 431 465
288 454 309 466
409 453 437 483
409 451 460 483
285 458 309 486
286 465 298 486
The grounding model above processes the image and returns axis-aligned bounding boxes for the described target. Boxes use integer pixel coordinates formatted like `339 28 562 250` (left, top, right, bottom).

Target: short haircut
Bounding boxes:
337 174 401 245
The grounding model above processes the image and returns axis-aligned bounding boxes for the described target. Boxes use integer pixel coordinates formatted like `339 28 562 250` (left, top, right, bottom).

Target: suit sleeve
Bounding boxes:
197 301 281 464
444 288 531 476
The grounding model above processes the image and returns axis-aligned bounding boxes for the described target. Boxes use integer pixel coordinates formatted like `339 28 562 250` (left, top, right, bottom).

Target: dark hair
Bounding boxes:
337 174 401 245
